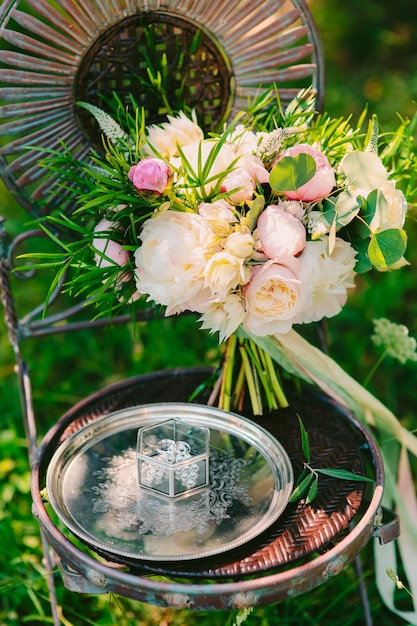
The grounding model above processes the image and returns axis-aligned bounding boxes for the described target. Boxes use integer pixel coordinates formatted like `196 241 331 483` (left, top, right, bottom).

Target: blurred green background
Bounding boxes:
1 0 417 624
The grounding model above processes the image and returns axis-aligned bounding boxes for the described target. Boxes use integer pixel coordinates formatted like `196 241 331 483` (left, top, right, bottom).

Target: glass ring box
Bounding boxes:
137 418 210 497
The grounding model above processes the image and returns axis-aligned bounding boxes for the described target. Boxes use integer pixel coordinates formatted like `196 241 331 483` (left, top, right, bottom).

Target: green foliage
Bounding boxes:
270 153 316 192
368 228 407 269
289 416 374 504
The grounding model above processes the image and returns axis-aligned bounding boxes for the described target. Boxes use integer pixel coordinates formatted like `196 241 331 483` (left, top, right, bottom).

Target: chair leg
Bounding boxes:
354 553 373 626
39 530 62 626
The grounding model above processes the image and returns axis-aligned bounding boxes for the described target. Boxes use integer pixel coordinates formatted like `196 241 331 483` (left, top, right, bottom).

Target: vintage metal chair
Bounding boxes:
0 1 398 625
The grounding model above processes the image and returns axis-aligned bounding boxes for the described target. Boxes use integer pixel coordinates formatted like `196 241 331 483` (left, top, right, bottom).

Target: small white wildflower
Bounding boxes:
307 217 328 238
372 318 417 364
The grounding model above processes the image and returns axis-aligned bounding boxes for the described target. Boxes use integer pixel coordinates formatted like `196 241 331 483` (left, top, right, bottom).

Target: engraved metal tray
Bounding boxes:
46 403 293 562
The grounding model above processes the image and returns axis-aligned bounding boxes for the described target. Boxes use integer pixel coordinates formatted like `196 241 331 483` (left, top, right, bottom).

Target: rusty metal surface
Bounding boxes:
31 368 385 609
373 509 400 545
0 0 325 217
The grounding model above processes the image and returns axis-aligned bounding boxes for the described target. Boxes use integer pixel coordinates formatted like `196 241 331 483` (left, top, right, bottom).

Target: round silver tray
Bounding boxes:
46 403 293 562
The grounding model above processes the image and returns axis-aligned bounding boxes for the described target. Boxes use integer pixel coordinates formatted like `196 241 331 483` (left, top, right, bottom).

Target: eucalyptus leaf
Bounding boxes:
341 151 388 189
270 153 316 192
353 238 373 274
322 190 360 228
249 196 265 231
368 229 407 269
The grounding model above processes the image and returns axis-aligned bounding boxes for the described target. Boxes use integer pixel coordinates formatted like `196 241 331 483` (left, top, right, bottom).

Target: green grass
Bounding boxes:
2 1 417 624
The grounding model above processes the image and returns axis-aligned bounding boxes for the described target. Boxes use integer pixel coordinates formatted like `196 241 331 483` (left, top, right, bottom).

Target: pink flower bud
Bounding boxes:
221 168 255 203
278 144 335 202
93 219 129 268
257 205 306 260
128 158 171 194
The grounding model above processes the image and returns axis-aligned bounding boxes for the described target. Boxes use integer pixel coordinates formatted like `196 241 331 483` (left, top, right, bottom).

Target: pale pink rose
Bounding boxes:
277 144 336 202
221 167 255 203
256 205 306 260
277 199 306 220
134 211 216 315
243 258 304 335
296 238 356 323
128 158 171 194
93 219 137 301
221 154 269 203
93 218 130 269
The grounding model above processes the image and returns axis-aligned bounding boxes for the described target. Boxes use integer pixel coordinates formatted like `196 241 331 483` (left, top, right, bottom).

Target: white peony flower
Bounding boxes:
134 211 216 314
143 111 204 158
198 293 246 342
198 199 235 222
225 124 258 156
198 199 236 236
170 140 236 195
297 237 357 324
243 258 304 336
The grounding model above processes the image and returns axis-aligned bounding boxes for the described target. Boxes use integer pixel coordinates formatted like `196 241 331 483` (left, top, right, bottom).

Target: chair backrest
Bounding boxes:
0 0 324 220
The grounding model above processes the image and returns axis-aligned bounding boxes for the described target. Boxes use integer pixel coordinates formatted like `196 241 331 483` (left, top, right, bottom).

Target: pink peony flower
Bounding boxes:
93 218 130 269
277 144 335 202
220 154 269 203
239 154 270 185
128 157 171 194
257 205 306 260
221 167 255 203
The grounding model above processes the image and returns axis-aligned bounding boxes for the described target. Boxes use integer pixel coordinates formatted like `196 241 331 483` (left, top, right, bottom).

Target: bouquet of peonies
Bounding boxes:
88 96 408 345
37 90 417 619
40 90 416 419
